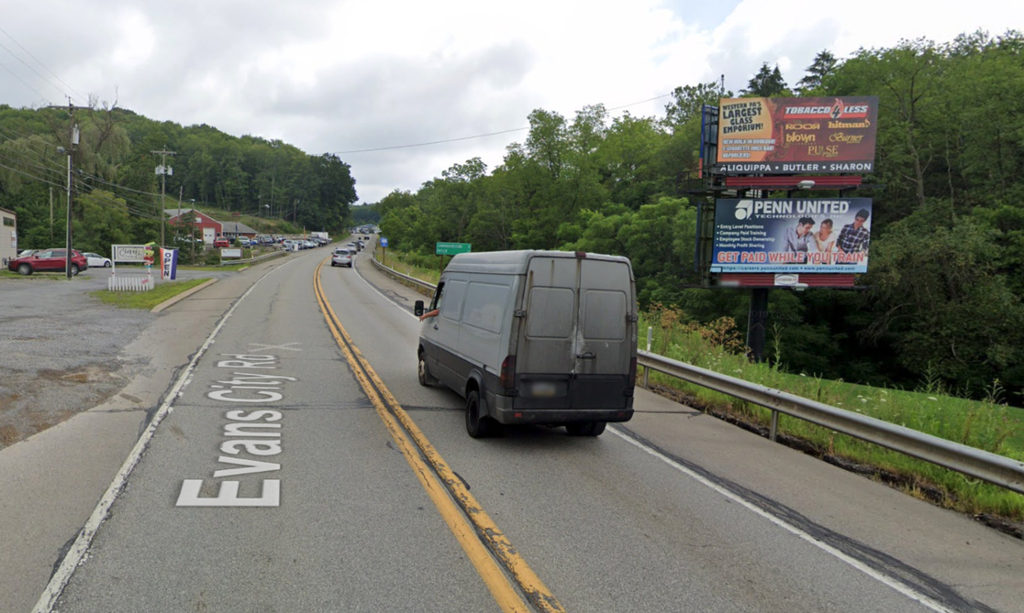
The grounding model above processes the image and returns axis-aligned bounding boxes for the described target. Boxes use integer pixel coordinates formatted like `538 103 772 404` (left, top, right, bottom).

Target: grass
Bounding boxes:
374 245 441 288
639 307 1024 522
180 263 251 272
0 270 78 280
90 278 212 310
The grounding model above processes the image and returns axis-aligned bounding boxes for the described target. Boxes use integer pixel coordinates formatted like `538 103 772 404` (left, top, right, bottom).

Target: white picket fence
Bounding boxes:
108 275 153 292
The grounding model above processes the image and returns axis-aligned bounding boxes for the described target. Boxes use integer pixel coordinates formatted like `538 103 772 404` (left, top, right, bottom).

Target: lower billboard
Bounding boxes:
711 198 872 274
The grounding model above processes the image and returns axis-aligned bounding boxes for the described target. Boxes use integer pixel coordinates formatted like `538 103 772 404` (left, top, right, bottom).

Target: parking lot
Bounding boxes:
0 267 235 448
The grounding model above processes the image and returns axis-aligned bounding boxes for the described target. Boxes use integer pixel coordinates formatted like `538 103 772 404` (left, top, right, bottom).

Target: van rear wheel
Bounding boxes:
466 390 500 438
566 421 606 437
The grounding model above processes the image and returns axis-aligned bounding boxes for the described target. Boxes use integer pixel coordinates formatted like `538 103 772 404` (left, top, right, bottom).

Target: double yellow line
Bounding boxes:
314 260 565 613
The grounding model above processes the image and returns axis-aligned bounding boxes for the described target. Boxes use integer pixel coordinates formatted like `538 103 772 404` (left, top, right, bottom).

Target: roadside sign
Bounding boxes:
112 244 147 263
435 242 470 256
380 238 389 247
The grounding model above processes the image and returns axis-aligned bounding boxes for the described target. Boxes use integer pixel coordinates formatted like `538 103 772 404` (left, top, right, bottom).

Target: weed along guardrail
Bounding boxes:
637 350 1024 496
370 251 1024 497
369 254 436 296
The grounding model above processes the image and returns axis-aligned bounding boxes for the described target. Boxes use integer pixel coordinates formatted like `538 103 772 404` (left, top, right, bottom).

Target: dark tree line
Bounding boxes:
0 105 358 254
373 30 1024 402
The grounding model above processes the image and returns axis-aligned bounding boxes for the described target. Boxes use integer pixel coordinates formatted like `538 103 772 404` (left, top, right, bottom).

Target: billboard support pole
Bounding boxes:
747 288 769 362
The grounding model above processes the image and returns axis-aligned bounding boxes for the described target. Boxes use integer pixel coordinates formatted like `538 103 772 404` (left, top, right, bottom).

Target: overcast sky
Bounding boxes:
1 0 1020 204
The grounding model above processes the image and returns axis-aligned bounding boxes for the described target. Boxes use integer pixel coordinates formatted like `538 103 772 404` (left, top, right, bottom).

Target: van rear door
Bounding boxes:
514 255 634 413
574 258 634 409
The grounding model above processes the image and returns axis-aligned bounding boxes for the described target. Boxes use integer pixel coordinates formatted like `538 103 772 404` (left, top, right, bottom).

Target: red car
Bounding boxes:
214 237 230 248
7 248 88 276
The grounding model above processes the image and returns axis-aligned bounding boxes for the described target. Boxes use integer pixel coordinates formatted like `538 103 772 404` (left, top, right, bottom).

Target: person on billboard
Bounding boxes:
782 217 815 260
836 209 871 255
810 218 836 264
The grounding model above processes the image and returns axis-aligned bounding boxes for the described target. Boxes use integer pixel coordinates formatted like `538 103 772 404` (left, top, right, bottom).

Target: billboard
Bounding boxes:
711 198 873 274
715 97 878 174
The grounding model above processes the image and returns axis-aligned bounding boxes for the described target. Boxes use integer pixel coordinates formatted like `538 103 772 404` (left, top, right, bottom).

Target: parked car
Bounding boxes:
331 248 354 268
83 252 112 268
214 237 230 248
8 248 89 276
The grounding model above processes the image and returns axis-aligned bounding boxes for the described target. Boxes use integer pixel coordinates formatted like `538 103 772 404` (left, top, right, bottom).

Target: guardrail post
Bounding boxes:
643 327 652 389
769 410 779 442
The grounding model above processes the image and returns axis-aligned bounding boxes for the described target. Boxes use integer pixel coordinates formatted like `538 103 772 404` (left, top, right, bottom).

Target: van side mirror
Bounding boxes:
414 300 424 317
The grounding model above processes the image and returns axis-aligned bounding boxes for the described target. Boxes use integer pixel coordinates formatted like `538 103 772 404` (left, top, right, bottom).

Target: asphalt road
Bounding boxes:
2 242 1023 612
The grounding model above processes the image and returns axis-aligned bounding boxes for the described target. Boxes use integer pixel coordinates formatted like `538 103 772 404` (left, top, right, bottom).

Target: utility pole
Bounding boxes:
49 187 53 241
152 147 176 247
63 101 79 280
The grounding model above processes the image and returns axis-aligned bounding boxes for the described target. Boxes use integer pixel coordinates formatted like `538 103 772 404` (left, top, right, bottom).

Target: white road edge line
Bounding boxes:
32 265 287 613
609 428 956 613
351 254 420 320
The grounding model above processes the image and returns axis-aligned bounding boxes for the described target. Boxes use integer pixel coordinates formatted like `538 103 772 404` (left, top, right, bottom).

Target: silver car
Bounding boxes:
331 248 353 268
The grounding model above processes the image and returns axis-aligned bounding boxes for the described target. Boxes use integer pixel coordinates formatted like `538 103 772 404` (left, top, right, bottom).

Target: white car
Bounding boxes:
83 252 112 268
331 248 353 268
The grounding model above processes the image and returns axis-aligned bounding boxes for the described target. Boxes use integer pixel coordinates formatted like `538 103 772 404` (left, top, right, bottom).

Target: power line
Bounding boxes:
0 159 63 189
0 39 69 101
0 58 52 105
607 92 673 112
329 92 675 155
331 127 529 155
0 127 66 172
0 25 86 102
0 150 65 179
75 168 164 198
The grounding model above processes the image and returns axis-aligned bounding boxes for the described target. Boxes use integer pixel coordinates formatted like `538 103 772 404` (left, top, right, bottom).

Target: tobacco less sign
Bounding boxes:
715 96 879 174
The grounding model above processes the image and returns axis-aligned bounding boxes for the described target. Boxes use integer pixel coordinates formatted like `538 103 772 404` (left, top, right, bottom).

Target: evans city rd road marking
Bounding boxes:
34 265 293 613
176 352 298 507
315 259 564 613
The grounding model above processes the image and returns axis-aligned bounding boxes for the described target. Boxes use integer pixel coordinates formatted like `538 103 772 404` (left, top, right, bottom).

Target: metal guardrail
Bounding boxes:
370 254 436 295
369 252 1024 496
638 350 1024 496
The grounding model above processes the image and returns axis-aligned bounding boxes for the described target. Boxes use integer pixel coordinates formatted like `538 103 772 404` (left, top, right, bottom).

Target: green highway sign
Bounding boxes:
435 242 471 256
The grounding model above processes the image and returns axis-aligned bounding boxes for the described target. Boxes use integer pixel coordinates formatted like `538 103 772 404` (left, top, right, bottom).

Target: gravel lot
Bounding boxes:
0 268 228 449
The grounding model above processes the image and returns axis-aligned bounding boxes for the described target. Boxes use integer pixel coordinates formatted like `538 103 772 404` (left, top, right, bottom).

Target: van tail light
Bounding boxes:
628 357 637 388
500 355 516 392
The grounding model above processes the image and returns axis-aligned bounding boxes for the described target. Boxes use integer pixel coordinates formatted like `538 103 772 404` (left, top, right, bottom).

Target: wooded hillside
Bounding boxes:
373 32 1024 402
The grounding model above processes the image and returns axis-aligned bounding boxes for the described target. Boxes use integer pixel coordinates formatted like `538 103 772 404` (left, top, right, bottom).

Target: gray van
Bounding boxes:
415 250 637 438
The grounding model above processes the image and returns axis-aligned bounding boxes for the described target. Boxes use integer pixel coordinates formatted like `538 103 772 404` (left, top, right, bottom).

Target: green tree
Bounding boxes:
743 63 788 97
796 50 839 94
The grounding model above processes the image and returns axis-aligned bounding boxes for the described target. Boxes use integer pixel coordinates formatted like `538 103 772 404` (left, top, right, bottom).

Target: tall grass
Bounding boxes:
639 304 1024 521
374 246 441 287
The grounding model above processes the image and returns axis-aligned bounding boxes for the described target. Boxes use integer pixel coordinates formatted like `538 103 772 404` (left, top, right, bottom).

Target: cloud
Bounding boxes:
1 0 1021 204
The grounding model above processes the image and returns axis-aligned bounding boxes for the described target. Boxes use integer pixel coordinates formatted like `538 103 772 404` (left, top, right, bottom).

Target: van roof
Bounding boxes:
445 250 631 275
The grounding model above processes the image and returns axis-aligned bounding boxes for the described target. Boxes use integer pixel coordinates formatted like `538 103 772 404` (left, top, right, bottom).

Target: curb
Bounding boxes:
150 278 219 313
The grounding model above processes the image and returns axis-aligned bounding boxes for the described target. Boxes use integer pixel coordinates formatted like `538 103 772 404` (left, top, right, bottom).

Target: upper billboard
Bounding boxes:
715 96 878 175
